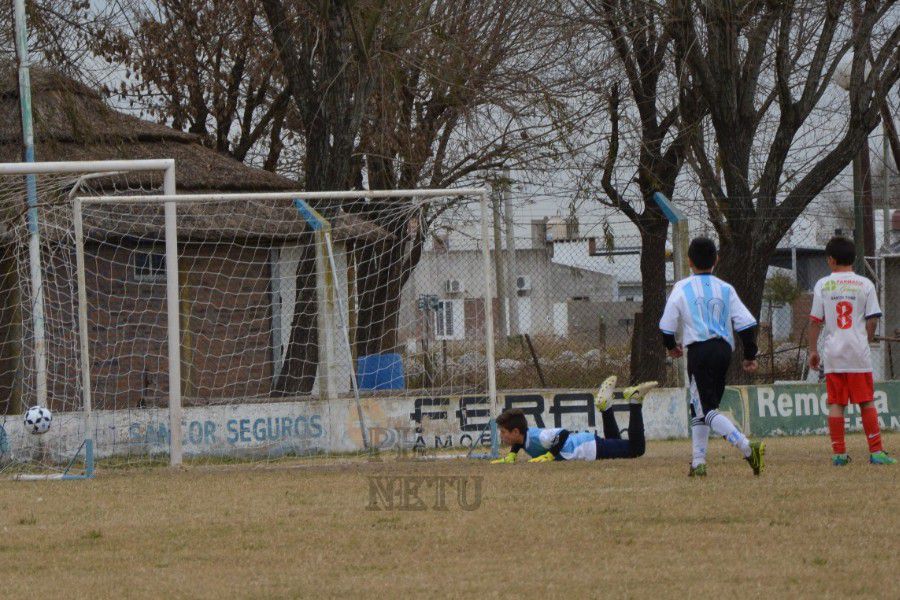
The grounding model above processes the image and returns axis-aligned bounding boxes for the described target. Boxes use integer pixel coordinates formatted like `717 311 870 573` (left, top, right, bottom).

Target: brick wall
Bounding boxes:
45 242 277 410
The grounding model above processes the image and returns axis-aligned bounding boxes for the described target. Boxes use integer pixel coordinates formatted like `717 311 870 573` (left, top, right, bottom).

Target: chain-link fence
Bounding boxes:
420 186 896 389
422 198 655 389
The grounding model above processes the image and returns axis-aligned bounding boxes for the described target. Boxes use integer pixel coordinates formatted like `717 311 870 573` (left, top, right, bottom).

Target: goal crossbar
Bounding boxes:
1 159 174 176
75 187 488 204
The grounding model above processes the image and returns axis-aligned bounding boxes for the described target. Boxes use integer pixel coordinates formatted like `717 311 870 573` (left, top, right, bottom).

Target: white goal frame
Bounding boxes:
0 159 176 479
75 187 500 467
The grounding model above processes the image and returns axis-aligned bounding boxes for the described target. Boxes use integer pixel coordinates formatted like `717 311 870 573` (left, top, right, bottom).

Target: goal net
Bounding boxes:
0 160 175 478
2 178 499 475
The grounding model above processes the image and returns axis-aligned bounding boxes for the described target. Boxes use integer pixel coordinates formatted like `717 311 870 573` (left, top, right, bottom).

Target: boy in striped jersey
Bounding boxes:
808 236 894 465
659 237 765 476
490 376 657 463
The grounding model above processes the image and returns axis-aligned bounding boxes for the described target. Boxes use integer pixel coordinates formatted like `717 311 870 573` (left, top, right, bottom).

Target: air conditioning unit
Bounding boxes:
445 279 464 294
515 276 531 291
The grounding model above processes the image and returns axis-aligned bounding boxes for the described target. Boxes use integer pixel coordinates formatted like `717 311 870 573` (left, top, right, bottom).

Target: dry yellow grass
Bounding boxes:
1 434 898 599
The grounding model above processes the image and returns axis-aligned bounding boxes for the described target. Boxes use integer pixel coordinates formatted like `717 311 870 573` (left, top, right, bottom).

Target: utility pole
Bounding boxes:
491 184 508 338
14 0 49 410
850 1 875 273
852 155 868 273
883 130 891 252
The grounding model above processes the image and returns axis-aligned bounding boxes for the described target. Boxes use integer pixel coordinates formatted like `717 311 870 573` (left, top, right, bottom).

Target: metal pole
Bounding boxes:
14 0 48 409
315 228 335 402
883 132 891 252
79 188 488 204
653 193 689 388
791 246 798 283
479 191 499 455
882 133 891 379
324 230 369 450
861 147 876 259
674 220 690 388
0 159 176 175
491 190 508 338
72 198 94 475
163 166 183 466
853 154 866 274
502 171 520 337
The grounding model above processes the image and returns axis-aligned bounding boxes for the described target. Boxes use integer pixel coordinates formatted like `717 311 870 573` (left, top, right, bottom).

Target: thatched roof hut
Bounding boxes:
0 65 386 243
0 66 393 413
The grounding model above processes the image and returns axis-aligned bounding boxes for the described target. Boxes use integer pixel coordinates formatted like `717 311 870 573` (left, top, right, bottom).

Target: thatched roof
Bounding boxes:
77 201 390 245
0 65 388 244
0 66 294 192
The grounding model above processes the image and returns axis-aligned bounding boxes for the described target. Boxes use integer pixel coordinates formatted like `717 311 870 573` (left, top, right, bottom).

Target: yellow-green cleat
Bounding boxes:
623 381 659 403
595 375 617 412
688 464 707 477
869 451 896 465
746 440 765 476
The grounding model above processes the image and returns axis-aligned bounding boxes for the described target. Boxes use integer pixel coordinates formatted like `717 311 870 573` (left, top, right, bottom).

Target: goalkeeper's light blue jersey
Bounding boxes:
521 427 598 461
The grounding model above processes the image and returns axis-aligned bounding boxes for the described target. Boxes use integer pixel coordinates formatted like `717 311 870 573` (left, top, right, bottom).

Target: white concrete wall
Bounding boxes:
273 243 353 395
0 388 688 463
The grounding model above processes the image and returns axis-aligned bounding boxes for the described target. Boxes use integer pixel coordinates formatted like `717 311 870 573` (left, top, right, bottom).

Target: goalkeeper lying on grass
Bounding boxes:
491 376 657 463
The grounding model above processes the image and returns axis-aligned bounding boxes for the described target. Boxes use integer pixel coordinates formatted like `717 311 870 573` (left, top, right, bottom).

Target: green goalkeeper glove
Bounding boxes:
490 452 517 464
528 452 555 463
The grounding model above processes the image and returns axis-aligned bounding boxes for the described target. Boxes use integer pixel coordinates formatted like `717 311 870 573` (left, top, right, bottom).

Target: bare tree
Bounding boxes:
4 1 102 74
667 0 900 376
89 0 293 169
263 0 581 393
351 0 578 358
567 0 696 384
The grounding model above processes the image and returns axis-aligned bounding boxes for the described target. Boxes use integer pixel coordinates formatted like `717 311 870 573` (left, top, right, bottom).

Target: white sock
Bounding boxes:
707 411 751 458
691 421 709 468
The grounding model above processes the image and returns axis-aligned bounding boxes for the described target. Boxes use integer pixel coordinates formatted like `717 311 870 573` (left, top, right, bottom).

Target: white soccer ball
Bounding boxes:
24 406 52 435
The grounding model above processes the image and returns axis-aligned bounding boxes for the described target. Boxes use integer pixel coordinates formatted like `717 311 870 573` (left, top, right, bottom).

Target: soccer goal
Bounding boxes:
0 159 177 479
60 187 500 470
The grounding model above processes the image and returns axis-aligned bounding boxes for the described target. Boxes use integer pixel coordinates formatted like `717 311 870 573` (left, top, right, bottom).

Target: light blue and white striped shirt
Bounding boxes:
659 274 756 348
520 427 599 461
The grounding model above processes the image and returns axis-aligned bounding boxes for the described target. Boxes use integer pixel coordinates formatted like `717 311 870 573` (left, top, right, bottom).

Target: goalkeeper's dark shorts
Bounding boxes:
595 403 645 459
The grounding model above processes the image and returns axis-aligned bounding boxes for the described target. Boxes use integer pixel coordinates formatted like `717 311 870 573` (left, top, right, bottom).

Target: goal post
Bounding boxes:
0 159 176 479
68 187 498 469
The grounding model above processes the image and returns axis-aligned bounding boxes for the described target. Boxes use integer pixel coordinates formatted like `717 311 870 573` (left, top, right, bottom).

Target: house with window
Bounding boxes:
398 244 618 346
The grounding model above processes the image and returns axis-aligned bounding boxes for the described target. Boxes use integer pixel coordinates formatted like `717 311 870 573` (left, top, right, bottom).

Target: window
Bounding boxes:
435 300 455 338
131 250 166 282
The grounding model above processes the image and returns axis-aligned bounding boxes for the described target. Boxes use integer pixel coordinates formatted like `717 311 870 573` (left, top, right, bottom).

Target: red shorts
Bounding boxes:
825 372 874 406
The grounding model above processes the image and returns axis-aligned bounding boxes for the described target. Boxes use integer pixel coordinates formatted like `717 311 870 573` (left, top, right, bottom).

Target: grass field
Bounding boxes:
1 434 897 599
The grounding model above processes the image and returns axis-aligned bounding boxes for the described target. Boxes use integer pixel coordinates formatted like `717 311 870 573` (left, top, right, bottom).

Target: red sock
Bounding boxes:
828 416 846 455
860 404 883 453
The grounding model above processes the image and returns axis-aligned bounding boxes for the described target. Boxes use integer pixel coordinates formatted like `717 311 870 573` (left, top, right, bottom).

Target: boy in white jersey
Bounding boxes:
808 236 894 465
659 237 764 476
490 376 657 463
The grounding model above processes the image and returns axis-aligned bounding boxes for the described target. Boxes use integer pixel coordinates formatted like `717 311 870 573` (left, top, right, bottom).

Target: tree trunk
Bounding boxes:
628 217 670 385
271 239 318 397
716 233 772 384
353 216 423 358
354 237 400 357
